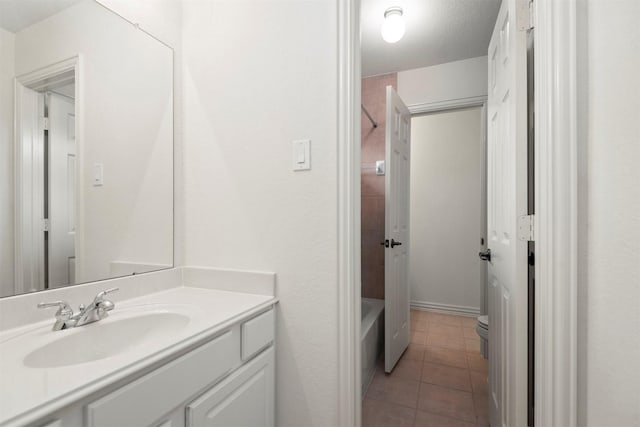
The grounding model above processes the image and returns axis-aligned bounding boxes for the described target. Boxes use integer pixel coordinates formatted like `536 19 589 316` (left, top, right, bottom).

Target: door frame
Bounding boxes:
14 56 82 294
336 0 578 426
532 1 578 425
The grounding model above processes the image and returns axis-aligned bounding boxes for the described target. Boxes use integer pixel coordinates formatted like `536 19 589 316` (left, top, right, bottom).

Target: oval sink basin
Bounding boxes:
24 312 190 368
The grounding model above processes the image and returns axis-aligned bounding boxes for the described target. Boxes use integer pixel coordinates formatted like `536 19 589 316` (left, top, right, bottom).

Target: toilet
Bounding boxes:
476 315 489 359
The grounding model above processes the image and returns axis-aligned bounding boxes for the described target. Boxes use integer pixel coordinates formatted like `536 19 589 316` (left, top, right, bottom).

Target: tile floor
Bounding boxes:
362 310 489 427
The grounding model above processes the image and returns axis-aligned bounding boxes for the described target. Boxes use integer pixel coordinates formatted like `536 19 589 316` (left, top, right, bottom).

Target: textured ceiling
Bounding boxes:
361 0 501 77
0 0 83 33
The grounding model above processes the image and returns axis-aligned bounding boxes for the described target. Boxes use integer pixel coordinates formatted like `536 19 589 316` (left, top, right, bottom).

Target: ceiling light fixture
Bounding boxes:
381 6 405 44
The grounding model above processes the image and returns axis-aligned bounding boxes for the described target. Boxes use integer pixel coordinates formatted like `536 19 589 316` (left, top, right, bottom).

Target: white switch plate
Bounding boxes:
292 139 311 171
93 163 104 186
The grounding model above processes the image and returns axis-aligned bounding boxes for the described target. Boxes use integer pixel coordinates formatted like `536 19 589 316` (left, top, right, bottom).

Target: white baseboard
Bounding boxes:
410 300 480 317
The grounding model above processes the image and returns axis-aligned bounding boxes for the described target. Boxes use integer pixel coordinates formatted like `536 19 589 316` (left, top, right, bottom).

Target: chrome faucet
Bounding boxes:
38 287 119 331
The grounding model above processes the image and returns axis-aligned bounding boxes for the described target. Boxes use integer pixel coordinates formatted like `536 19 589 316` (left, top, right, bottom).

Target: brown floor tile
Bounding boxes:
404 344 426 361
362 398 416 427
426 312 464 326
426 333 466 350
391 357 424 381
421 362 472 392
417 383 476 423
366 372 420 408
412 319 429 332
460 316 478 328
475 413 489 426
414 410 476 427
473 392 489 425
469 370 488 395
423 346 469 369
467 352 489 373
465 339 480 353
462 327 479 339
411 310 430 322
428 323 464 339
465 334 480 343
411 331 428 345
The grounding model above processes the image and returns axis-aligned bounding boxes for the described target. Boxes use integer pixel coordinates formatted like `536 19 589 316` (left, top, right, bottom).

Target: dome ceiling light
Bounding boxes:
381 6 406 44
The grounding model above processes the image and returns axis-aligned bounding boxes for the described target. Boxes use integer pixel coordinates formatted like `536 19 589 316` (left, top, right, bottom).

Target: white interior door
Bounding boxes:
486 0 528 425
47 92 76 288
16 86 45 294
384 86 411 373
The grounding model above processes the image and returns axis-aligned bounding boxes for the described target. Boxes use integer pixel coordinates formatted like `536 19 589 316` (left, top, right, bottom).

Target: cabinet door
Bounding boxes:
86 330 238 427
153 407 185 427
186 347 274 427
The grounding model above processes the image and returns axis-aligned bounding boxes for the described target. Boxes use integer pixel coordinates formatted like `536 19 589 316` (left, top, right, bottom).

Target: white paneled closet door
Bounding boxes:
486 0 529 425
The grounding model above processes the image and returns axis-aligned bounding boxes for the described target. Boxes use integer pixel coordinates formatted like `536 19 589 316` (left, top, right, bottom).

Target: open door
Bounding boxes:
15 86 46 294
384 86 411 373
484 0 529 425
47 92 76 288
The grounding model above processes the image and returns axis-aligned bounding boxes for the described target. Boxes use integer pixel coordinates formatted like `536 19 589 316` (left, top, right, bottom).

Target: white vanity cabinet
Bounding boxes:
29 307 275 427
186 347 274 427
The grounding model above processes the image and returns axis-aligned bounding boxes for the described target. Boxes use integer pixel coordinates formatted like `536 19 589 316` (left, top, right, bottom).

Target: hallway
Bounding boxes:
363 310 489 427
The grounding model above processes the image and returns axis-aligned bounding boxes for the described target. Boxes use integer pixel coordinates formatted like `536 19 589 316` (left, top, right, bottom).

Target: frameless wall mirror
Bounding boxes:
0 0 173 297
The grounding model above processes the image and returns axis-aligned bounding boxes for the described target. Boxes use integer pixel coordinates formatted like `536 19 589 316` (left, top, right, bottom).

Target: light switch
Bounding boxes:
292 139 311 171
93 163 104 186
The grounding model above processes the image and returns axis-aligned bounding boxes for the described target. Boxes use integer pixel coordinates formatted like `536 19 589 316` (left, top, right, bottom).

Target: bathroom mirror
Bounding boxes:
0 0 173 297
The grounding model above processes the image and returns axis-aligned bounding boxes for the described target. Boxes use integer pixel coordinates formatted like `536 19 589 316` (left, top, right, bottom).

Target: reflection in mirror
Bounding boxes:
0 0 173 298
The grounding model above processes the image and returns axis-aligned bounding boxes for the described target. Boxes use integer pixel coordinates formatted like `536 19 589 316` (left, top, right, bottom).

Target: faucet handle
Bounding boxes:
95 287 119 301
37 301 73 319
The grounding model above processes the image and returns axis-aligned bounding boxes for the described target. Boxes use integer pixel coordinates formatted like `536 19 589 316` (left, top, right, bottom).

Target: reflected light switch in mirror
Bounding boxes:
93 163 104 186
292 139 311 171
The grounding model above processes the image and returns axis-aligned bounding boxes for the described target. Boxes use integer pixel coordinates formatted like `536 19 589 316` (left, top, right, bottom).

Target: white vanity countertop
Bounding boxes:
0 287 277 426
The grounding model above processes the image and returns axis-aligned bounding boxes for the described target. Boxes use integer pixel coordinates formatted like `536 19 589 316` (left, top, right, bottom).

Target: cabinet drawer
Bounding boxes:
86 329 239 427
186 347 274 427
241 309 274 361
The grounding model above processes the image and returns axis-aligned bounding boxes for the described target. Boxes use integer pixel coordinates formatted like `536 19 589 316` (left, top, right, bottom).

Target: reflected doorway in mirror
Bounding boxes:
14 58 78 295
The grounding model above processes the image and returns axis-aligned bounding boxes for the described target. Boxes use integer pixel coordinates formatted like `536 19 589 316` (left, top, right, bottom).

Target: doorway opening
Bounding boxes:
14 58 78 295
356 1 532 426
360 94 490 426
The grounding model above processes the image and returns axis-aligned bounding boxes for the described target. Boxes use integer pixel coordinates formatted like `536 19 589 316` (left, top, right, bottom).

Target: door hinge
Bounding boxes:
40 117 49 131
43 218 50 232
529 0 536 29
517 0 535 31
518 214 535 241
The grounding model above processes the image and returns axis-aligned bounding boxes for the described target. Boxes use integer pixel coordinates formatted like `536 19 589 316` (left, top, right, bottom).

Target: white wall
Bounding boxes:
397 56 488 107
13 0 173 283
578 0 640 425
0 28 15 297
181 1 339 426
409 107 483 313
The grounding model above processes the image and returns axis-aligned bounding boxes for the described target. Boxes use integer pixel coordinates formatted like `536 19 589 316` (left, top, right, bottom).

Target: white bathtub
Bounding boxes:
361 297 384 396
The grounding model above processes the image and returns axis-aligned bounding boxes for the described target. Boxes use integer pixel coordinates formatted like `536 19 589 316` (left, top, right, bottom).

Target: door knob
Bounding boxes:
479 248 492 262
390 239 402 248
380 240 390 248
